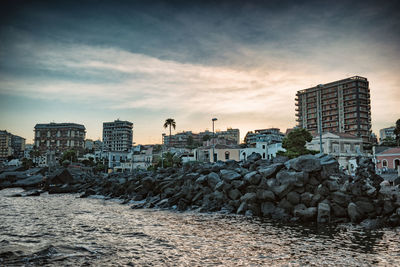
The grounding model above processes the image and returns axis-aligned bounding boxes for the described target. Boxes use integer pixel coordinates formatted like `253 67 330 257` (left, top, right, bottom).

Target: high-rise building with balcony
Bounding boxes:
34 123 86 155
295 76 372 142
102 120 133 152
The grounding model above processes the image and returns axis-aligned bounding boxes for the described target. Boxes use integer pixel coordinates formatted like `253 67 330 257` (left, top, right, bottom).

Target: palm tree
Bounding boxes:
163 118 176 147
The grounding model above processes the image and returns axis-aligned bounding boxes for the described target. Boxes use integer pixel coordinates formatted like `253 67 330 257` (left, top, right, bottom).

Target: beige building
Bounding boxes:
195 144 241 162
306 132 365 170
34 123 86 156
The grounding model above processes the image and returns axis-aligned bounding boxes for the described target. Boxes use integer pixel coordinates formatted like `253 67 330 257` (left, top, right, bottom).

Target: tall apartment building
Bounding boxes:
102 120 133 152
295 76 371 142
0 130 26 160
34 123 86 155
0 130 13 161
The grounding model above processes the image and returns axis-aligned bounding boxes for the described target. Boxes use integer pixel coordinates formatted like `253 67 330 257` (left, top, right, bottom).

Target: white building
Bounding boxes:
103 120 133 152
306 132 365 170
239 142 285 161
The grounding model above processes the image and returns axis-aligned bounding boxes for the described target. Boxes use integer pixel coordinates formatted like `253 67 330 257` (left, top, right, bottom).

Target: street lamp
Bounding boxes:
212 118 217 162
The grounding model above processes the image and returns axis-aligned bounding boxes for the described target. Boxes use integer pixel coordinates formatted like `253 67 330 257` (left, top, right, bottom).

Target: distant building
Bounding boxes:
163 128 240 148
102 120 133 152
24 144 34 159
379 126 396 142
0 130 13 161
85 139 94 151
240 142 285 161
244 128 284 145
375 147 400 171
306 132 365 171
0 130 26 160
34 123 86 156
296 76 372 143
11 134 26 158
195 144 241 162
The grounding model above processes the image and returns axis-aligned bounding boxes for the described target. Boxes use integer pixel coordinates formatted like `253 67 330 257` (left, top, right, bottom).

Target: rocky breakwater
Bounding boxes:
2 153 400 228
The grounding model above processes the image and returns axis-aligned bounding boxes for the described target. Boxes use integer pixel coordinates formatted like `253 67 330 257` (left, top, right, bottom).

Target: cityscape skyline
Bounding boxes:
1 0 399 144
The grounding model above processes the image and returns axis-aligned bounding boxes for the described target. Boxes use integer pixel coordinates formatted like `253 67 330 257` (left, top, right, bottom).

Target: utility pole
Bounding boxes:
212 118 217 162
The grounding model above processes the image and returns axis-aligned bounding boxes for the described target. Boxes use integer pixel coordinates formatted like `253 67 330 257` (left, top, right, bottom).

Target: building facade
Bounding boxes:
306 132 365 171
163 128 240 148
0 130 13 161
102 120 133 152
244 128 284 145
379 126 396 142
296 76 371 143
34 123 86 155
375 147 400 171
11 135 26 158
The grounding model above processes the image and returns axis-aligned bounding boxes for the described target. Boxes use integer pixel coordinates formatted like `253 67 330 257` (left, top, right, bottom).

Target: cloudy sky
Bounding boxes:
1 0 399 144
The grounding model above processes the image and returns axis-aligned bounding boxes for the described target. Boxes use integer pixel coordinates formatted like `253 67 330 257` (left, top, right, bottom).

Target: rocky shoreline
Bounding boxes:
1 153 400 229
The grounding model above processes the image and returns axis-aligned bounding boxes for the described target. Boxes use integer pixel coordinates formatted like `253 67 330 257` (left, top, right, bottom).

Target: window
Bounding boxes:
382 160 388 167
262 145 266 149
225 151 230 160
263 153 266 159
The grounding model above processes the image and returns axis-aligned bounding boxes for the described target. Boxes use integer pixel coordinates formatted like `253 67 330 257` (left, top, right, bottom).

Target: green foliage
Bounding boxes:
279 128 315 158
153 145 162 152
62 160 71 168
395 119 400 146
95 163 107 172
29 148 41 158
60 150 77 164
155 152 182 168
380 137 397 147
163 118 176 147
202 134 211 141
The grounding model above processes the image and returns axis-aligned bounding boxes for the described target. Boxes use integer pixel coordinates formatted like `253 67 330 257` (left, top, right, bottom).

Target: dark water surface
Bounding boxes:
1 188 399 266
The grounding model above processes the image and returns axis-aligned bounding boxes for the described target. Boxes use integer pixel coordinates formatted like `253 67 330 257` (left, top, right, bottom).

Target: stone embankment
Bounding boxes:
1 154 400 228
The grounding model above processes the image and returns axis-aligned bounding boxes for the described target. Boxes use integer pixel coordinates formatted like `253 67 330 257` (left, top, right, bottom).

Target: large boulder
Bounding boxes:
294 204 317 221
47 169 74 185
243 171 261 185
228 189 242 200
315 153 339 177
286 191 300 205
317 202 331 223
256 189 275 202
220 170 241 182
284 155 321 172
240 192 257 203
258 163 284 179
207 172 221 190
348 202 362 223
14 175 43 188
276 170 308 187
261 202 276 217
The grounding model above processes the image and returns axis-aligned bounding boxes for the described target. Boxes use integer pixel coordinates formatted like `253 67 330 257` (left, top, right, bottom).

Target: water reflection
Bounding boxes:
0 188 399 266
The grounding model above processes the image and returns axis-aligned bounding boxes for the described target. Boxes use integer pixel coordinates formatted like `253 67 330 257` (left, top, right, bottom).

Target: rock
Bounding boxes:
360 218 383 230
331 191 349 207
231 180 246 190
278 199 294 212
215 181 224 191
300 192 313 206
276 170 308 187
273 156 289 164
258 163 284 179
256 189 275 201
271 183 292 199
237 202 248 214
243 171 261 185
14 175 44 188
355 200 375 215
207 172 221 189
228 189 242 200
383 200 396 215
317 202 331 223
331 203 347 217
326 180 340 191
316 153 339 177
286 191 300 205
247 153 262 162
220 170 241 182
293 204 317 221
310 193 322 207
240 192 257 203
47 169 74 185
142 176 155 190
284 155 321 172
316 184 330 197
348 202 362 223
261 202 276 217
195 175 207 185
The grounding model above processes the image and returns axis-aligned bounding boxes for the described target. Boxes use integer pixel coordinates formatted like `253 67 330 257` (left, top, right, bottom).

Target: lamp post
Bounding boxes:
212 118 217 162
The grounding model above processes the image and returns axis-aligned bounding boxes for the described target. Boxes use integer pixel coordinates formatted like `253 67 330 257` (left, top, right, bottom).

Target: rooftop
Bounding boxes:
35 123 86 130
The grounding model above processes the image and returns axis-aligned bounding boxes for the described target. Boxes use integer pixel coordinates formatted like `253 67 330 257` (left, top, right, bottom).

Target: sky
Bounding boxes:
1 0 399 144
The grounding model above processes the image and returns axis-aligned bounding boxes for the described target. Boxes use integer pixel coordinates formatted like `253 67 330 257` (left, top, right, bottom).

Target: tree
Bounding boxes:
279 128 316 158
163 118 176 147
395 119 400 147
60 150 77 164
202 134 211 141
380 137 396 147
